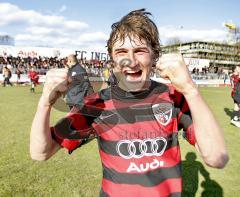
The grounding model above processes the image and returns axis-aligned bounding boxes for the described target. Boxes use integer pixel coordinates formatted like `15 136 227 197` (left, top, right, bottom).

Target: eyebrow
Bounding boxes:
114 48 127 52
113 47 149 52
134 47 150 51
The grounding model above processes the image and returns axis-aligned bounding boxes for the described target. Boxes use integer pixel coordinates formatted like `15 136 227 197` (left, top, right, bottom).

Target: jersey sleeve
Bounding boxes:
172 89 196 145
50 107 95 153
51 93 104 153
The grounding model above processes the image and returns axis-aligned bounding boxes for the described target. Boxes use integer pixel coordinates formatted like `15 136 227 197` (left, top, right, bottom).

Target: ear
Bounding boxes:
152 55 158 67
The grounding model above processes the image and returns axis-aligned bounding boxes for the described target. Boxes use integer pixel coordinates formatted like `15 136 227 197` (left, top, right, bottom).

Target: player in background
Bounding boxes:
230 65 240 127
28 67 39 93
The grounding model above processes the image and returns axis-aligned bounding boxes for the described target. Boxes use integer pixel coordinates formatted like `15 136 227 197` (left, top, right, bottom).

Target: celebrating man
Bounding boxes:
30 9 228 196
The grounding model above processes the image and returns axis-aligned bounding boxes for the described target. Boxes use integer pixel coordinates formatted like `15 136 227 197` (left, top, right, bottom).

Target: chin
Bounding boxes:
121 77 149 92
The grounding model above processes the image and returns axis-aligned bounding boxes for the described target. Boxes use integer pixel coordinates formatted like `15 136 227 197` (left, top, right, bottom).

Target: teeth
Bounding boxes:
125 70 140 74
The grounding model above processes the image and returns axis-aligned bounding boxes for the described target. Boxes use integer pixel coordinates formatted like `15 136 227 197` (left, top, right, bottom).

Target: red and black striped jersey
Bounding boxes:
230 74 240 98
51 80 196 197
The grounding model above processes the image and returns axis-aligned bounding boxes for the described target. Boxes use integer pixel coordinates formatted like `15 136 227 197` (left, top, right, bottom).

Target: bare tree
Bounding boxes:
166 37 182 45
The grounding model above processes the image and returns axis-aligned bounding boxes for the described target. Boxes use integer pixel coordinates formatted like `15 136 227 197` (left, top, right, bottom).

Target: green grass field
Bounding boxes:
0 85 239 197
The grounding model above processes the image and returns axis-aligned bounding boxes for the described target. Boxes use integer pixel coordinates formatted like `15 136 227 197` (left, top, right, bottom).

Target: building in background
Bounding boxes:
162 41 240 71
0 35 15 46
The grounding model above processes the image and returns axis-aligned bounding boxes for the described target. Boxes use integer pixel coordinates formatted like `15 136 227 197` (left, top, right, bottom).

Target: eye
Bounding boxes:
115 50 127 56
135 48 149 54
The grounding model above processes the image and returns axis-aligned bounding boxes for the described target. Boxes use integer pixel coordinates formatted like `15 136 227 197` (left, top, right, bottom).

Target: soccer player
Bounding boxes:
28 67 39 93
30 9 228 196
2 66 13 87
230 65 240 127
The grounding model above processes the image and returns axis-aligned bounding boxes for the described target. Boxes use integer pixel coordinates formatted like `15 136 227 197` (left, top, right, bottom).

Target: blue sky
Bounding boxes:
0 0 239 51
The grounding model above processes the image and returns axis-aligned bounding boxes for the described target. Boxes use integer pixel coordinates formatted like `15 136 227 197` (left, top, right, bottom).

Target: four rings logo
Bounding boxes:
152 103 173 126
116 137 168 159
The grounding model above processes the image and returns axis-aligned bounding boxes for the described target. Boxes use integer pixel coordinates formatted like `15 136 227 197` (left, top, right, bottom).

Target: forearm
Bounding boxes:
183 86 228 168
30 96 60 160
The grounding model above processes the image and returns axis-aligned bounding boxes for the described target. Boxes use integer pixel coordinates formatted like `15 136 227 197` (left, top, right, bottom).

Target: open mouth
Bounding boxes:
124 70 143 81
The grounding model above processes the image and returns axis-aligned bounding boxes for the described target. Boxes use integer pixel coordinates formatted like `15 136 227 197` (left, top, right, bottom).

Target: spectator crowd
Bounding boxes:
0 55 235 85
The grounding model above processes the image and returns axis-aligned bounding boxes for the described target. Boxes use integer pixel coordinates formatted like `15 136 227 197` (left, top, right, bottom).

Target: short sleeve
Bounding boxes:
51 107 96 154
171 89 196 145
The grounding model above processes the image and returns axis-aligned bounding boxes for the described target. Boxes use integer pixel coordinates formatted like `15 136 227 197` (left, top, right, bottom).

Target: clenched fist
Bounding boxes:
41 68 72 106
156 53 197 95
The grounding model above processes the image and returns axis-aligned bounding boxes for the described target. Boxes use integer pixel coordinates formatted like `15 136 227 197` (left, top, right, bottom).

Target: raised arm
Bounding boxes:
30 69 70 161
157 53 229 168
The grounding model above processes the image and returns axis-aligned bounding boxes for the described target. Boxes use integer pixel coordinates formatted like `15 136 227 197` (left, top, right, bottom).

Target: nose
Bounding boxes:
120 52 138 68
128 52 138 68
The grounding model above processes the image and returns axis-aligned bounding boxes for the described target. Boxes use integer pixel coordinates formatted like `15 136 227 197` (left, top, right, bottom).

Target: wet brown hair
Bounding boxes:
107 9 161 62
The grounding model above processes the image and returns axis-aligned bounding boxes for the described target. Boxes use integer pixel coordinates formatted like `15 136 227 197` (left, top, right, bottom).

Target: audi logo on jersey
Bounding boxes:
152 103 173 126
116 137 168 159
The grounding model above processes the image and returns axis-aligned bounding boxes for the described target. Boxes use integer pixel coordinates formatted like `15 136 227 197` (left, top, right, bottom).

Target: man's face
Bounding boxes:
112 36 154 92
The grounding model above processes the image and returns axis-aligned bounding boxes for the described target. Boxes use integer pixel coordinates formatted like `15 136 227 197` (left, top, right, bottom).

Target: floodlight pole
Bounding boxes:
179 26 183 55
